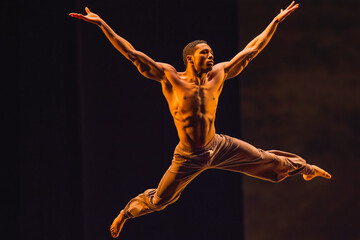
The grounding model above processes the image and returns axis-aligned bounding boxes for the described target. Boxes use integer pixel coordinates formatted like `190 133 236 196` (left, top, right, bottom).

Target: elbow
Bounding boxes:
126 49 137 61
244 47 258 62
247 46 258 54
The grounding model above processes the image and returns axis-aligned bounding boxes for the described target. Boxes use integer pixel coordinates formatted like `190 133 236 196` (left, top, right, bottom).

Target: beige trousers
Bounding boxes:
123 134 314 218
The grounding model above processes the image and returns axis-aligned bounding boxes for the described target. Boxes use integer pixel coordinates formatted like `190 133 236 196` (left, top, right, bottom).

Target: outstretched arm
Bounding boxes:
69 7 165 82
223 1 299 80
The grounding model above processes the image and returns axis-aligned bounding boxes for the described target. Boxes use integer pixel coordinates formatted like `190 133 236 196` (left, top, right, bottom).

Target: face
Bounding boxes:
189 43 214 72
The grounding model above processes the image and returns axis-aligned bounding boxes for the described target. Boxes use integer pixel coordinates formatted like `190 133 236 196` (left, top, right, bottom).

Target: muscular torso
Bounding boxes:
161 64 225 149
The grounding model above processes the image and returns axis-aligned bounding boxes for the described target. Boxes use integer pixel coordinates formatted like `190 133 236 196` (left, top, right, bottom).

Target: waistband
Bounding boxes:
175 134 219 155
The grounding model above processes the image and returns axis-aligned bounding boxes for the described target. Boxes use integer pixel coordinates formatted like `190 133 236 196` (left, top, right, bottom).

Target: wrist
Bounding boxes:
97 19 105 27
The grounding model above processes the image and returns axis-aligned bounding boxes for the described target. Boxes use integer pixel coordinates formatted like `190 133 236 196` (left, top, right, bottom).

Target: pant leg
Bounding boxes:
123 149 208 219
209 134 315 182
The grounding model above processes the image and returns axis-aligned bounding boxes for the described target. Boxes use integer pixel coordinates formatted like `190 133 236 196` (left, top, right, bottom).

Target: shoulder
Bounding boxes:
157 63 181 83
212 62 227 71
205 62 228 84
158 63 177 73
208 62 227 78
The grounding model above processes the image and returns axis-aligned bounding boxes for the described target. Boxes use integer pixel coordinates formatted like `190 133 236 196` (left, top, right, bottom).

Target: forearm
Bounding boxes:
97 19 165 81
224 2 298 79
245 17 280 52
97 19 135 60
224 17 280 79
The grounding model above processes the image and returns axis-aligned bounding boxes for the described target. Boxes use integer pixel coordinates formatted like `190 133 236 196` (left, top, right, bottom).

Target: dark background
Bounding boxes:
238 1 359 240
6 0 359 239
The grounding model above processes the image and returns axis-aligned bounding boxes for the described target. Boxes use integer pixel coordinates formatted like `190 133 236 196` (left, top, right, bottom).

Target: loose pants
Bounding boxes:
122 134 315 218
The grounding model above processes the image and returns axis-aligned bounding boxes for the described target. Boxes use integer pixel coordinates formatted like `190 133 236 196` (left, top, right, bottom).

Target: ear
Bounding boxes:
186 55 193 65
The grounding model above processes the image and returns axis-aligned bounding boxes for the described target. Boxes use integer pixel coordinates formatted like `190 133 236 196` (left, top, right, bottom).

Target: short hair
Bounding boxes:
182 40 208 66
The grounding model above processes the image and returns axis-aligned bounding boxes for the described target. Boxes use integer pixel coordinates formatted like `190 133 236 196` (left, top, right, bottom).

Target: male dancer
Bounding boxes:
70 2 331 238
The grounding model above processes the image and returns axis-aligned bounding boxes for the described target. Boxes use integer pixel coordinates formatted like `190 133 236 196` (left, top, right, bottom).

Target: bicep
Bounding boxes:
128 50 165 82
224 47 258 80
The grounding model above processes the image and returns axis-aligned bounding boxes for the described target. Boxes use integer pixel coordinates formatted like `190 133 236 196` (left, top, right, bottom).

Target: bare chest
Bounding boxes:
164 81 221 116
180 85 216 111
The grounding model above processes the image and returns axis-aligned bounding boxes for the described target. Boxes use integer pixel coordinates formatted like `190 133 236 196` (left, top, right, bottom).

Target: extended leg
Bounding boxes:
110 153 205 238
209 135 331 182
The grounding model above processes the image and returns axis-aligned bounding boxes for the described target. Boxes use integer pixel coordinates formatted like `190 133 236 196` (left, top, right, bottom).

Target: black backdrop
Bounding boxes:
7 0 359 239
10 0 243 239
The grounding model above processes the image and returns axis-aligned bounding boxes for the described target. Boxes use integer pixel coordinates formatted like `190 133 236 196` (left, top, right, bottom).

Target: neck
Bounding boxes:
184 65 207 85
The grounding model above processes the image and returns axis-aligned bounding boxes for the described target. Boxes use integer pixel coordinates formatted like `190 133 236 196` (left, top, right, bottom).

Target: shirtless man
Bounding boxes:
70 2 331 238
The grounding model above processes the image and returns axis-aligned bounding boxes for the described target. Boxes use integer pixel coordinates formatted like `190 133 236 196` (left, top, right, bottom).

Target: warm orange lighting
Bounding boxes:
70 2 331 238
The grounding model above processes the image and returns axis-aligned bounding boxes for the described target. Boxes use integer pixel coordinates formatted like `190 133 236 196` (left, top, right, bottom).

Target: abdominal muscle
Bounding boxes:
161 71 222 150
169 86 218 149
173 111 216 149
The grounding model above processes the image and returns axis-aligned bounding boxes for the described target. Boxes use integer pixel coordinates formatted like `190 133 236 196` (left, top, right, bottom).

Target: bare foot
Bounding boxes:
110 210 127 238
303 165 332 181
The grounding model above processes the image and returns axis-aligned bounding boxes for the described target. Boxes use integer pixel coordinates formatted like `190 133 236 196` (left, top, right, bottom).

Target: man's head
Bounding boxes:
183 40 214 72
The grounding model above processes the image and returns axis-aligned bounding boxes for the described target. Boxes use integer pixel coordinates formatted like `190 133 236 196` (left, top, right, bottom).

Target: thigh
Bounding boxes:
211 135 262 169
210 135 306 182
211 135 281 179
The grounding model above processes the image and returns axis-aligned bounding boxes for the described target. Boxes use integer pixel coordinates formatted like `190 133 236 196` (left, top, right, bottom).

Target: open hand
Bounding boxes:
275 1 299 23
69 7 102 26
